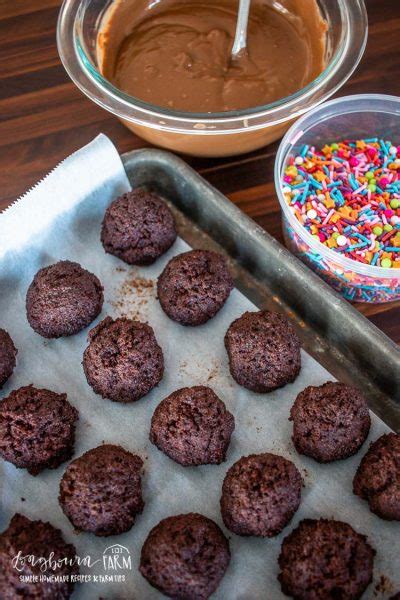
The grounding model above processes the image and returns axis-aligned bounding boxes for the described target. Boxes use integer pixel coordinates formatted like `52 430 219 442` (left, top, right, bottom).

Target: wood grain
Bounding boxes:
1 0 400 342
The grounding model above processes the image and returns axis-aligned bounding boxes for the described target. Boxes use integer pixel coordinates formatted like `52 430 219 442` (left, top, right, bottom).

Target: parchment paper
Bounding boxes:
0 135 398 599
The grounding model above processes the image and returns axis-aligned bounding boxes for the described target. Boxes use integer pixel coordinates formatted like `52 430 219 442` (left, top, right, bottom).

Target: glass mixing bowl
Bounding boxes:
57 0 368 157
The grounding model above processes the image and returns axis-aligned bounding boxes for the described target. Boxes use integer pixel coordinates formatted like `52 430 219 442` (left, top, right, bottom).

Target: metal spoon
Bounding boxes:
231 0 251 58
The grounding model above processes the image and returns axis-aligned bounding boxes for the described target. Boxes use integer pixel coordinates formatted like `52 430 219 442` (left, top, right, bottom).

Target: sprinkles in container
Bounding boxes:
275 94 400 303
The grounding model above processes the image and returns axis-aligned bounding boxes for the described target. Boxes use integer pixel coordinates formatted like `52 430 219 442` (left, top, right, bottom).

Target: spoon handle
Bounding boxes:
231 0 251 57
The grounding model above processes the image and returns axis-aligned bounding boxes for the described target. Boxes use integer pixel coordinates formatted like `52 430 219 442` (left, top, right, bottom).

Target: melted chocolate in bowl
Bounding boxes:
98 0 327 114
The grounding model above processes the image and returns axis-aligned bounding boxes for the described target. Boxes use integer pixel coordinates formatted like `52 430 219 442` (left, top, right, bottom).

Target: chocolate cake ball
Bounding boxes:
0 329 17 388
220 453 302 537
278 518 375 600
0 513 78 599
157 249 233 326
26 260 103 338
101 188 177 265
290 381 371 463
150 386 235 466
83 316 164 403
139 513 230 599
0 385 78 475
59 444 144 536
353 432 400 520
224 310 301 393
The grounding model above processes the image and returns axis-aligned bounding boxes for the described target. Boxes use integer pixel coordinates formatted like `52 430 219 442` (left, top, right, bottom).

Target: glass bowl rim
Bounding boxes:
57 0 368 129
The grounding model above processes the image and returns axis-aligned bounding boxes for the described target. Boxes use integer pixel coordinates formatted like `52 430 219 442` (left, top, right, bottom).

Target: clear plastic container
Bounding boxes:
275 94 400 303
57 0 367 157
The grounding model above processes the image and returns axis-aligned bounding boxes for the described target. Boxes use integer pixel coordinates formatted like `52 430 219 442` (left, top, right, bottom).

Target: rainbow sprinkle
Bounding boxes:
283 139 400 269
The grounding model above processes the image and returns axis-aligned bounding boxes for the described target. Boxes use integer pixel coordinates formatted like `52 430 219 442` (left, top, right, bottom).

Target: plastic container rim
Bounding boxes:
275 93 400 279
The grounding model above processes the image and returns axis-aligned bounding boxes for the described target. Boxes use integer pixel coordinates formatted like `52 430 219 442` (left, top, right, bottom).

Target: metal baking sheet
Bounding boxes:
0 141 399 600
122 148 400 433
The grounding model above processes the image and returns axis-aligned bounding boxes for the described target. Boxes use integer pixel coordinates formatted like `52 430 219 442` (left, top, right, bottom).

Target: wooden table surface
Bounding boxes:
1 0 400 343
